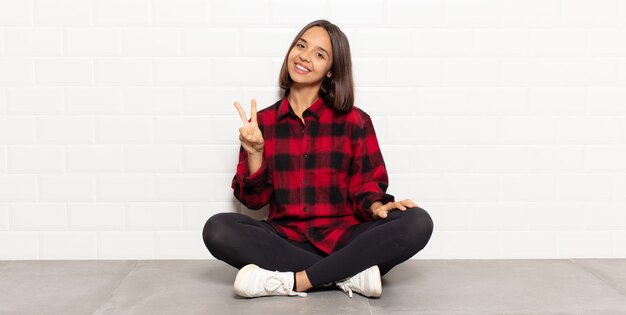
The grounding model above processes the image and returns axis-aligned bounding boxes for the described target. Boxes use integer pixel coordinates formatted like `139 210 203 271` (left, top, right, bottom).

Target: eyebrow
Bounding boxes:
298 38 330 56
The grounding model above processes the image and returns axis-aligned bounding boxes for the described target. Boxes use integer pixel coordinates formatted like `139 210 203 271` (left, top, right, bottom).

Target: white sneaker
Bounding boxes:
335 265 382 298
234 264 307 298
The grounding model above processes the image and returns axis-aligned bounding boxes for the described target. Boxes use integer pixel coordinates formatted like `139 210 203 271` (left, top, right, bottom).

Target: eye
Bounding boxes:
316 52 325 59
297 43 305 49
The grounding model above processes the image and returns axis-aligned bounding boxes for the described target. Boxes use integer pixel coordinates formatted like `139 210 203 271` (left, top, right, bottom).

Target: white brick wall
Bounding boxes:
0 0 624 259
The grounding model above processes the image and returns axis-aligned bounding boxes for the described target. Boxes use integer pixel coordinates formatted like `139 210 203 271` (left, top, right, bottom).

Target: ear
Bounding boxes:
326 72 332 78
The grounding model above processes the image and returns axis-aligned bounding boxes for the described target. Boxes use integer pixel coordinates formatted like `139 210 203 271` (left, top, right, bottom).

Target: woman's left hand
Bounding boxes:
371 199 417 220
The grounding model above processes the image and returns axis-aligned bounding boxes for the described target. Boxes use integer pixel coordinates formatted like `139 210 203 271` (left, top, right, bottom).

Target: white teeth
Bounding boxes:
296 64 309 72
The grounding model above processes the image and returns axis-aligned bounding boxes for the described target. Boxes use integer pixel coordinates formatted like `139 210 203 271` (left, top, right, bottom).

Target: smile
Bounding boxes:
295 63 310 73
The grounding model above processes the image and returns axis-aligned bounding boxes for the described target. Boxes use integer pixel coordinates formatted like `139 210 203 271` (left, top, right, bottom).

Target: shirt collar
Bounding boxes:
276 96 326 122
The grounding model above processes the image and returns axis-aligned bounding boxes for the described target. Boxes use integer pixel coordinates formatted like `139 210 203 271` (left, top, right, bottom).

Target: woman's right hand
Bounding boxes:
234 99 265 155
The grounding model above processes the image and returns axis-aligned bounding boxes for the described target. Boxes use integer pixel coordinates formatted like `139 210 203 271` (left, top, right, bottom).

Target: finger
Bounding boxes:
372 207 383 219
374 209 386 219
376 203 395 217
386 202 398 210
250 99 257 122
234 101 248 124
395 202 407 211
253 128 264 142
239 127 248 139
239 134 250 146
241 142 254 153
377 204 389 212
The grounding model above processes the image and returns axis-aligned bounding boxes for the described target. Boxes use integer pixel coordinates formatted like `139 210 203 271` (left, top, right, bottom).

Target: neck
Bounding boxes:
287 82 321 113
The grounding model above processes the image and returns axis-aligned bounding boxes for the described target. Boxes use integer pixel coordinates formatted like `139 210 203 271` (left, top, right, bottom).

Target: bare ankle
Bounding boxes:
295 271 313 292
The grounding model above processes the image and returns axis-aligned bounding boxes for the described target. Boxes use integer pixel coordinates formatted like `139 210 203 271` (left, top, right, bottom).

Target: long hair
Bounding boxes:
278 20 354 112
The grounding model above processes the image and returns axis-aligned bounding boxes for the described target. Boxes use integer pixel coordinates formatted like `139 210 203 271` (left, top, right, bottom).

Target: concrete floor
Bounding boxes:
1 260 626 314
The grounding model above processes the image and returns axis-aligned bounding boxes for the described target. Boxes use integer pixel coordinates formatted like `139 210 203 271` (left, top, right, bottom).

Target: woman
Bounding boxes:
203 20 434 298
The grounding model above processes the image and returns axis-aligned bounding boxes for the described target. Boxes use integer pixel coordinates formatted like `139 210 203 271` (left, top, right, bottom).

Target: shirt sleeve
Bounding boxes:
231 145 273 210
348 113 395 221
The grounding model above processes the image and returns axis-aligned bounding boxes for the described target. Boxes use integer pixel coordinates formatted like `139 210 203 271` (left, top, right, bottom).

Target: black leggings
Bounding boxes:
202 207 434 287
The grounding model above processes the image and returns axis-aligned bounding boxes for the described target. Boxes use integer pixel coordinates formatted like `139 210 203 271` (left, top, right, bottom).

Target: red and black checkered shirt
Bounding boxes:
232 96 395 254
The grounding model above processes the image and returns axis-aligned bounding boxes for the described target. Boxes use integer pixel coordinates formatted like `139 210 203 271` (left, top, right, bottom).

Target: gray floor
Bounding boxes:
1 260 626 315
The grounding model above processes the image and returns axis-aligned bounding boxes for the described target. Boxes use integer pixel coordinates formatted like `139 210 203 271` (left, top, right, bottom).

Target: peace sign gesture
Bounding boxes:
234 99 265 156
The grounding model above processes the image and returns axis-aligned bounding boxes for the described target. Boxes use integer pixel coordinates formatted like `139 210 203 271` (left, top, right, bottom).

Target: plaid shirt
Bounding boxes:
231 96 395 254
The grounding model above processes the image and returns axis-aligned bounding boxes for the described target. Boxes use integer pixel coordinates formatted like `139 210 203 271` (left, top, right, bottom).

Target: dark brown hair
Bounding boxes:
279 20 354 112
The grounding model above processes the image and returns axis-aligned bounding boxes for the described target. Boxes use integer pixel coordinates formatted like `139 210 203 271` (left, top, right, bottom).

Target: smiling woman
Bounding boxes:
202 19 434 299
278 21 353 113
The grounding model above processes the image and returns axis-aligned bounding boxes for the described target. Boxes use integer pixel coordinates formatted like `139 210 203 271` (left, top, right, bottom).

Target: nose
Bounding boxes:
299 51 312 63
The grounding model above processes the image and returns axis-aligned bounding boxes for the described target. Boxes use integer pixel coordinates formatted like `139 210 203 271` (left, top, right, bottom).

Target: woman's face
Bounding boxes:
287 26 333 86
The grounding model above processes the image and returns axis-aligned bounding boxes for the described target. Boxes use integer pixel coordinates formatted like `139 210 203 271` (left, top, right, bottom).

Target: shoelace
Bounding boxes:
336 277 355 298
264 272 307 297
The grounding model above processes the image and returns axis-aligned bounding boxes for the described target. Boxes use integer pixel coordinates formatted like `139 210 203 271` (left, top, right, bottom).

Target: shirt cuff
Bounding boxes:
243 157 268 188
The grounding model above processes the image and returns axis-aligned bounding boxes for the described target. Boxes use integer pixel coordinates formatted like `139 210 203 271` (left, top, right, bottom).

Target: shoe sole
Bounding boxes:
234 264 259 297
370 265 382 298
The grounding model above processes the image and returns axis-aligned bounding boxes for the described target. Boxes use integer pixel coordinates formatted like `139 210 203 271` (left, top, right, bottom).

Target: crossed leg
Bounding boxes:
202 207 434 290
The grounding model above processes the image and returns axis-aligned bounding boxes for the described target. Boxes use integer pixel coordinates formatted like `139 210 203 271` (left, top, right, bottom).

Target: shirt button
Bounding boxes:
303 154 308 159
303 207 307 212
